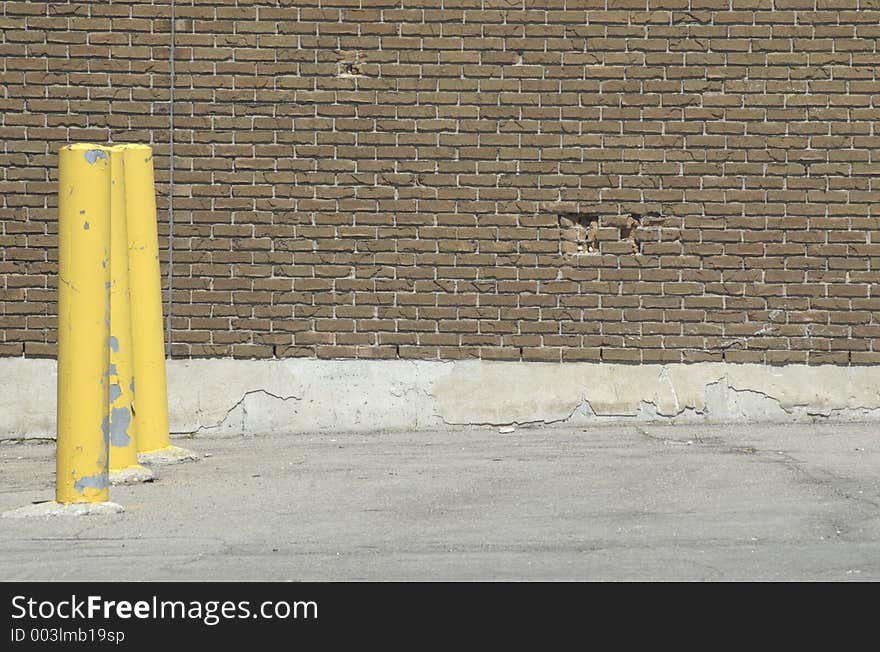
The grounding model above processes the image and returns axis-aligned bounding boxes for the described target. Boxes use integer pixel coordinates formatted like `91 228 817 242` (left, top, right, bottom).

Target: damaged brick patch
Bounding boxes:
337 51 366 77
560 213 664 256
559 214 600 255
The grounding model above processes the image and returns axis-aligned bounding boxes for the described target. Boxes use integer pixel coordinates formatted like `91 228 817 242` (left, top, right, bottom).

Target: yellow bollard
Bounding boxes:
1 144 123 517
56 144 113 504
108 146 155 484
121 144 196 464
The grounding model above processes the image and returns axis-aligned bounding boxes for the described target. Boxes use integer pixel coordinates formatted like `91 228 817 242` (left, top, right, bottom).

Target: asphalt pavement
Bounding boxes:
1 422 878 581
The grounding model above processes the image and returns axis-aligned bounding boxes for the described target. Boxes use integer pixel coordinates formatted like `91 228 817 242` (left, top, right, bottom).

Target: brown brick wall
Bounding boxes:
2 0 879 364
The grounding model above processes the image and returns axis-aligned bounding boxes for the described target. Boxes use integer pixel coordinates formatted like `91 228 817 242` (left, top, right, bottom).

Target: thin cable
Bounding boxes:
166 0 175 357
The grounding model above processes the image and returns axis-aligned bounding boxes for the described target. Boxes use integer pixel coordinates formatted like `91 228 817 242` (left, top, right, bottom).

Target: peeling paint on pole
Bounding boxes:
74 472 110 494
83 149 108 165
109 406 132 448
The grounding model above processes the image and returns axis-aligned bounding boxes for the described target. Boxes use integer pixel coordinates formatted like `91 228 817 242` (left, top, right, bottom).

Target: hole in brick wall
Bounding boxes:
619 214 642 254
559 213 600 255
337 51 365 77
559 212 662 256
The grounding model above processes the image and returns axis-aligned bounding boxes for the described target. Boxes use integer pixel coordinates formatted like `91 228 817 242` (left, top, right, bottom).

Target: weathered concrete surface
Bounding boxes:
2 359 880 440
0 358 56 438
2 501 124 519
109 464 154 486
138 445 199 466
0 423 878 580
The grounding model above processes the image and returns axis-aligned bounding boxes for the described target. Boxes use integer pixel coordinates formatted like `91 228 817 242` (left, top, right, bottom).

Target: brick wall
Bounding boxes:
2 0 879 365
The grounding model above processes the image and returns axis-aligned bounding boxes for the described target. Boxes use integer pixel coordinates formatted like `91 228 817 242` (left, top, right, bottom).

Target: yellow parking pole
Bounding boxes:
56 144 112 504
121 144 195 464
108 146 154 484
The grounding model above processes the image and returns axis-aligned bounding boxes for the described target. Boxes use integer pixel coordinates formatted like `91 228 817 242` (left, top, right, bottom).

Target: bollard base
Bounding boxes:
138 444 199 466
109 464 155 485
2 501 124 519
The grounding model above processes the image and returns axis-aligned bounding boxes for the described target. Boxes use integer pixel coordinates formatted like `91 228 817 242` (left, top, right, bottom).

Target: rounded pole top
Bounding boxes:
60 143 110 167
62 143 110 152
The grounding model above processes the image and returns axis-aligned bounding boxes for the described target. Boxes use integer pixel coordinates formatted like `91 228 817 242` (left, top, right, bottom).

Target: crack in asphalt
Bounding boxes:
633 425 880 542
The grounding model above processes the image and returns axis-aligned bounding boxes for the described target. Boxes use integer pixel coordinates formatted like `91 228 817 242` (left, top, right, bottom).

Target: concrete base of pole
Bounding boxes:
109 464 155 485
138 445 198 466
2 501 124 519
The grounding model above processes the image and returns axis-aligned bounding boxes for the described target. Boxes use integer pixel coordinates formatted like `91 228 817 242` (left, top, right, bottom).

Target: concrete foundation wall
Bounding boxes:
4 358 880 440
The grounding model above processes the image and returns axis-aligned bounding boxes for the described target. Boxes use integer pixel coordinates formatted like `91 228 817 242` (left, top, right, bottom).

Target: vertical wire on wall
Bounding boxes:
166 0 176 357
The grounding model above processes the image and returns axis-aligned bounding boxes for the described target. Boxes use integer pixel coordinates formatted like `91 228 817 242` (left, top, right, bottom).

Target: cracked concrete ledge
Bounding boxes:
2 358 879 440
